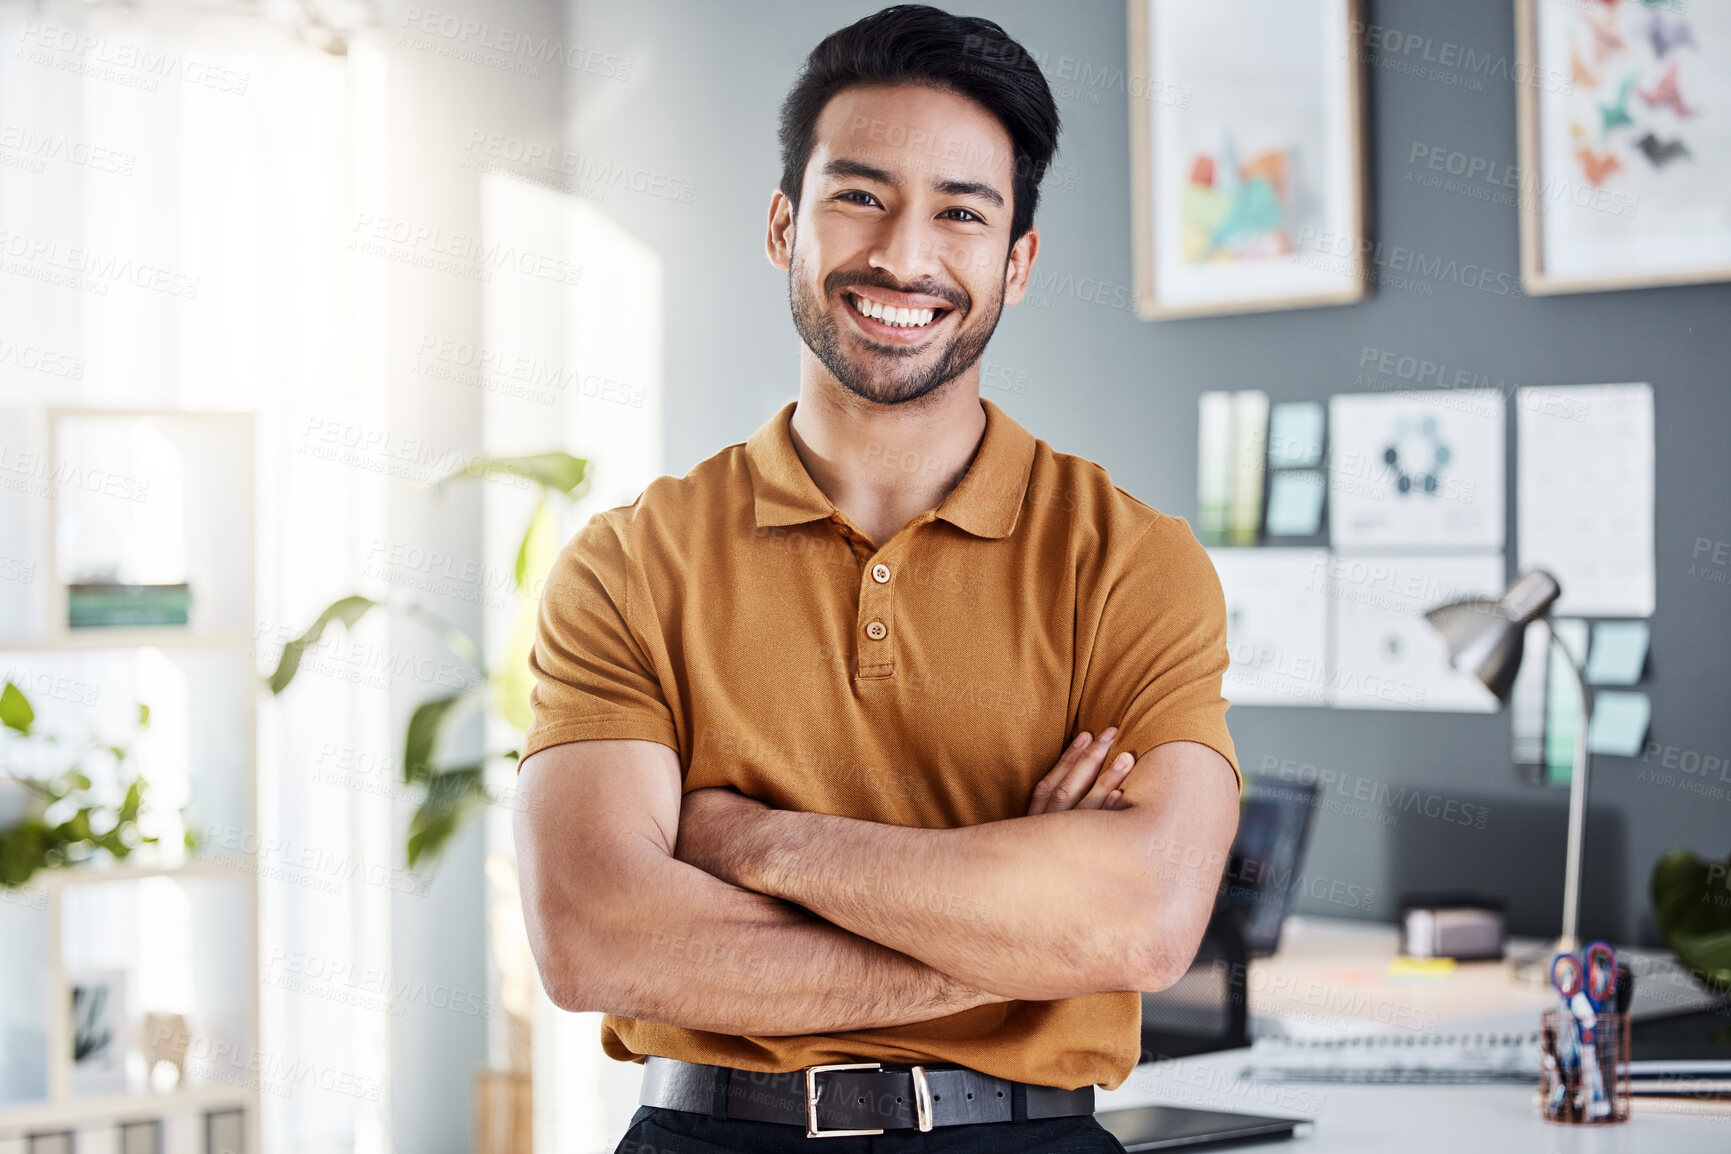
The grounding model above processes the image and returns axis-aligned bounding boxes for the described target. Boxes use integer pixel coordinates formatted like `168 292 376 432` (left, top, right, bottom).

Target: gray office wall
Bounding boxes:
567 0 1731 944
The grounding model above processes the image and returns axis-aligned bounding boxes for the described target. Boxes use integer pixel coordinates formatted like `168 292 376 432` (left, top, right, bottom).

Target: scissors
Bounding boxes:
1583 941 1618 1013
1553 946 1617 1119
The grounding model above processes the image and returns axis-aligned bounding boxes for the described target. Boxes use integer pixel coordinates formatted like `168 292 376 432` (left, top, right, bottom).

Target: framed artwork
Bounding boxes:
69 969 128 1096
1517 0 1731 293
1128 0 1369 319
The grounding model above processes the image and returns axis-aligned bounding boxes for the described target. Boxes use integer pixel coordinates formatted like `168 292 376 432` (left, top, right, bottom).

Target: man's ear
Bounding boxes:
1000 226 1040 308
766 188 795 271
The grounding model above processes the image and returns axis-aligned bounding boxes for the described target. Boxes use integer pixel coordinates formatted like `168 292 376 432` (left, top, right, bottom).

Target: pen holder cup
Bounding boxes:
1539 1009 1630 1125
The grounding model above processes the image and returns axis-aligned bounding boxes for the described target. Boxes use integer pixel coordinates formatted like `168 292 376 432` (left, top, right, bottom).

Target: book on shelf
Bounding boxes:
67 582 191 628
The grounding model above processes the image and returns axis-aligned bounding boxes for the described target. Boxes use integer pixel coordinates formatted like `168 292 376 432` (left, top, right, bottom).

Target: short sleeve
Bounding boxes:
1079 515 1241 794
518 514 680 766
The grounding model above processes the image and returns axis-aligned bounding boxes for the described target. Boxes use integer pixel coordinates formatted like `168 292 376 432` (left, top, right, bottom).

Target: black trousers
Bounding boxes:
612 1103 1130 1153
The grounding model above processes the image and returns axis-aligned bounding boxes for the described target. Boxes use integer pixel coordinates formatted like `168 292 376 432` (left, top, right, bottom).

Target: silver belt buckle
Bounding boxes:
910 1064 935 1131
803 1061 884 1137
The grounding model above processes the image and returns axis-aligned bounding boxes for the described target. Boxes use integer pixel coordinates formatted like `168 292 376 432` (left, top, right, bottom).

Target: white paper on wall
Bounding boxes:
1517 383 1654 616
1328 390 1505 551
1325 553 1506 712
1208 548 1332 706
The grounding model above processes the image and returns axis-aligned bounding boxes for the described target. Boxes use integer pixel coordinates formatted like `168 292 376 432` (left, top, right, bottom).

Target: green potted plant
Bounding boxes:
1651 847 1731 997
0 681 182 887
266 451 589 868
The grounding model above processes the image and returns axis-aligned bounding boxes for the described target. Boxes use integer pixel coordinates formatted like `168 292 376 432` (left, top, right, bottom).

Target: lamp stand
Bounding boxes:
1511 619 1593 982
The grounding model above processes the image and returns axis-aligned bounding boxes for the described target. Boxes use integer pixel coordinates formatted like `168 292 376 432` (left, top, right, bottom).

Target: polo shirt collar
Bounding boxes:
744 396 1037 540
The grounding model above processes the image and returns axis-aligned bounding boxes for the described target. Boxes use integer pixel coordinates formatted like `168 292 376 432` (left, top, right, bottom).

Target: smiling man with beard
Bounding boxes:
514 7 1242 1152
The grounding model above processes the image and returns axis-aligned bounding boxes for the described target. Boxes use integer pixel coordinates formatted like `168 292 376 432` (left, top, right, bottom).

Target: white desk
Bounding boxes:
1098 917 1730 1151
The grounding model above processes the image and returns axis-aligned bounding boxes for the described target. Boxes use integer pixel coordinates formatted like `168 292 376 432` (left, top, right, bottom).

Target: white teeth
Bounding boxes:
852 295 938 328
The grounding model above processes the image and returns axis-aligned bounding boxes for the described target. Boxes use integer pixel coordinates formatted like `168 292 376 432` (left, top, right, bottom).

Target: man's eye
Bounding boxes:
941 208 983 223
836 190 880 206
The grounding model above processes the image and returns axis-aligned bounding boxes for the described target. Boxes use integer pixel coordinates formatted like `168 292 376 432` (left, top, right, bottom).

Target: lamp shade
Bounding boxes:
1424 570 1561 704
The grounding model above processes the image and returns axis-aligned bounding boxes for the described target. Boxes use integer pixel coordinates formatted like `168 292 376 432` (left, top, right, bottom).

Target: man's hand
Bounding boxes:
1026 727 1132 815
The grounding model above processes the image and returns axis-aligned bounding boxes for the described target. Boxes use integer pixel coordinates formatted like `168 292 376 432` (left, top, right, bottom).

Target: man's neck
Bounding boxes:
787 365 988 549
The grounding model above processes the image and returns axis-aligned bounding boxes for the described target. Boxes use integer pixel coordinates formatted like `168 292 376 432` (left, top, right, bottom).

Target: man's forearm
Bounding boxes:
571 848 1008 1035
730 806 1157 1001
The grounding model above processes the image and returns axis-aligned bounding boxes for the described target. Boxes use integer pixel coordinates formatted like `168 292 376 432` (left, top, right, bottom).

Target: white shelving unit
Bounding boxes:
0 408 261 1154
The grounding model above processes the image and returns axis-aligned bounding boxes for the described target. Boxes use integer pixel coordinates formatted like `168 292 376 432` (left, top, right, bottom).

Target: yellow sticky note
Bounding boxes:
1388 957 1457 980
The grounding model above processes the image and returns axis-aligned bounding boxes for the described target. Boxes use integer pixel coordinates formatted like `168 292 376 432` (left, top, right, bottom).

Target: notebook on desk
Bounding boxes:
1242 1030 1544 1083
1095 1104 1308 1150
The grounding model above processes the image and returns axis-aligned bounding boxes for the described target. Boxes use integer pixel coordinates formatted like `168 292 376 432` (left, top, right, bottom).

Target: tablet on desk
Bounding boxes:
1096 1104 1309 1150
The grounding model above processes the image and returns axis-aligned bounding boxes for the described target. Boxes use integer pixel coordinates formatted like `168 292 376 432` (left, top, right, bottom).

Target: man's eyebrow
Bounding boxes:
822 158 901 187
933 177 1004 208
822 158 1006 209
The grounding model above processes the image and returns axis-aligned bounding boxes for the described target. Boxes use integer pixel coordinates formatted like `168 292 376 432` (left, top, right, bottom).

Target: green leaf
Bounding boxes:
402 690 482 786
514 500 556 591
406 764 489 868
267 595 378 694
0 682 34 735
435 452 589 497
498 501 561 733
1650 847 1731 994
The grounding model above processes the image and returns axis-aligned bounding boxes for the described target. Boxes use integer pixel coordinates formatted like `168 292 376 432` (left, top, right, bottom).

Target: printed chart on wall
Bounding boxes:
1325 553 1506 712
1526 0 1731 289
1517 382 1654 615
1328 391 1505 552
1209 548 1331 707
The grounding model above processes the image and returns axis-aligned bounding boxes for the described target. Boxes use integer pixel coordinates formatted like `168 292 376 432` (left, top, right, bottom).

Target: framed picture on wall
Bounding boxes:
1517 0 1731 293
1127 0 1369 319
69 969 128 1096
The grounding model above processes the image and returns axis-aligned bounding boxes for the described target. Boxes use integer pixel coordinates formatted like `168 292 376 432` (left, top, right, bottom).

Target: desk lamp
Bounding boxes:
1424 569 1593 954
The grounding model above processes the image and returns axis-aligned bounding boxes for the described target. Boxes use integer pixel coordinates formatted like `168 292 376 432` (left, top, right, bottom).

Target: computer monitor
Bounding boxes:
1222 778 1319 957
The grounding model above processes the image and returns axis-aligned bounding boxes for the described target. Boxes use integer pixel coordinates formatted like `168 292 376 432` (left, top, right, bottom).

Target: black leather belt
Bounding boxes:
640 1055 1095 1138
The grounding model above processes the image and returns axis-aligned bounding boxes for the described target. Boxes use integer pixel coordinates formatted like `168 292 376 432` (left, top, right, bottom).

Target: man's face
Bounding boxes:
768 83 1038 406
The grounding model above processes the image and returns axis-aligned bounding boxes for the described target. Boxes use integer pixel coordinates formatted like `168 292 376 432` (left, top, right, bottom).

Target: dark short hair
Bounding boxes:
777 4 1061 247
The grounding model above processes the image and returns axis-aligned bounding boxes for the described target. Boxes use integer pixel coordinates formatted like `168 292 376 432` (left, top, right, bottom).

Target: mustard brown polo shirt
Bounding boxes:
522 396 1240 1091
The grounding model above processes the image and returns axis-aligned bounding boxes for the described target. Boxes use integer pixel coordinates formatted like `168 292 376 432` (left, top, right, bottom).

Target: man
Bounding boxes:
514 6 1241 1152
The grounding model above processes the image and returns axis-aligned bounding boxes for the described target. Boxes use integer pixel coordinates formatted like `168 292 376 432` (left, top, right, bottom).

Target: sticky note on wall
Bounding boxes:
1585 620 1649 686
1586 691 1652 758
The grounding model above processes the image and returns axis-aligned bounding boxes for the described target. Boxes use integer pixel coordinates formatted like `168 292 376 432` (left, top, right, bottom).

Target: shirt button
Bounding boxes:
871 563 891 584
865 620 888 641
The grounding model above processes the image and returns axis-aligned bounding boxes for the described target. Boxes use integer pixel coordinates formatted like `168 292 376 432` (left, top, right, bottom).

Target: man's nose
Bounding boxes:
867 210 945 286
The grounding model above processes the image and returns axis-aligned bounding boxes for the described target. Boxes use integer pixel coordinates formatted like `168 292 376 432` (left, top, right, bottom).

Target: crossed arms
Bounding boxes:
513 729 1239 1038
